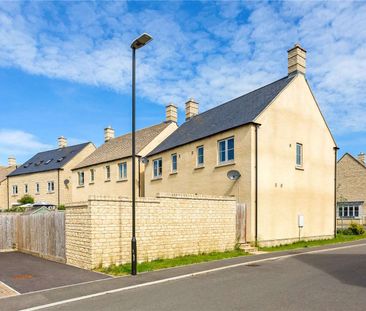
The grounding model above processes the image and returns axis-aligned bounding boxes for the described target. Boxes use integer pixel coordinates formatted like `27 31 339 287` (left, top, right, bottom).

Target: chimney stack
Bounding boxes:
58 136 67 148
288 43 306 76
185 98 199 121
8 155 16 167
104 126 115 142
358 152 365 164
166 104 178 123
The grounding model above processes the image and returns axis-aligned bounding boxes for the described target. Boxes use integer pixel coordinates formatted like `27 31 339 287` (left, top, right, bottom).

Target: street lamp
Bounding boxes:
130 33 153 276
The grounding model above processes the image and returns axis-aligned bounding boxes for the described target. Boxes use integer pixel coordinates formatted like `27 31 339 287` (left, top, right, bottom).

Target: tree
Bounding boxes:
18 194 34 205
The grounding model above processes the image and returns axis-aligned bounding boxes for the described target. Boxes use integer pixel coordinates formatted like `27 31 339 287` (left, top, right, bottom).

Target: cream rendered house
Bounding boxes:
145 44 337 246
0 156 17 210
7 138 95 207
72 119 177 202
337 152 366 226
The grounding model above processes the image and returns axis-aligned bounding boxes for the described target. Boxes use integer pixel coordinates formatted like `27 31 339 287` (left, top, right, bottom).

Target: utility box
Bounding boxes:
298 214 304 228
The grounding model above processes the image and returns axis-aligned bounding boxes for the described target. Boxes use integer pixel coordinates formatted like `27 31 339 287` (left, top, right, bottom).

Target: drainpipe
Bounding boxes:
253 123 261 245
334 146 339 238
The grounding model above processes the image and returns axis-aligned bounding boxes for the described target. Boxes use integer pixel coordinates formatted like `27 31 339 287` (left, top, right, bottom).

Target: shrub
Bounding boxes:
349 223 365 235
18 194 34 205
57 205 66 211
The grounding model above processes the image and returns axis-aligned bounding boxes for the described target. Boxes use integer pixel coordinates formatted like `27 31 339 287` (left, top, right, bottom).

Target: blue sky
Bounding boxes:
0 1 366 165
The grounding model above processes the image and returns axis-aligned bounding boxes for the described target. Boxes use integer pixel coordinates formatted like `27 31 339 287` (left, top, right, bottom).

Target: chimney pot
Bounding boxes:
185 99 199 121
104 126 115 142
288 43 306 76
58 136 67 148
8 155 16 167
166 104 178 123
358 152 365 164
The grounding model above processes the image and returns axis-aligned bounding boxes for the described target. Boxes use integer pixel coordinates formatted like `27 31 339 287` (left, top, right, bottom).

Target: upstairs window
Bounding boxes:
24 184 28 194
78 171 85 186
197 146 204 166
47 181 55 193
153 158 162 178
36 183 40 193
218 137 234 164
12 185 18 195
296 143 303 167
105 165 111 180
171 154 177 173
90 169 95 182
118 162 127 180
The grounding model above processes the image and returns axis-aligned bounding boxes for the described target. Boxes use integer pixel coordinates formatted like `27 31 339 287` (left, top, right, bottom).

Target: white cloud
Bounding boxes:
0 1 366 135
0 129 53 161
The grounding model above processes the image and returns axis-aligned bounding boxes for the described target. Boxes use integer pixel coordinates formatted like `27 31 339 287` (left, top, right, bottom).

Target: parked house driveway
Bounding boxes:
0 252 110 295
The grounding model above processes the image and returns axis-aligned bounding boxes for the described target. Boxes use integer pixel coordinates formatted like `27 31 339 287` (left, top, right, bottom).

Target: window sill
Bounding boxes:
151 177 162 181
295 166 304 171
47 191 55 194
169 171 178 175
117 179 128 183
77 185 85 188
35 193 40 195
104 179 111 183
215 161 235 169
89 182 94 185
194 165 205 170
11 195 18 197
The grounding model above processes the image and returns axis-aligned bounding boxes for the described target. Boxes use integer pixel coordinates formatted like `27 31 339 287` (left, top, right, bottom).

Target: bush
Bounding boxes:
349 223 365 235
57 205 66 211
18 194 34 205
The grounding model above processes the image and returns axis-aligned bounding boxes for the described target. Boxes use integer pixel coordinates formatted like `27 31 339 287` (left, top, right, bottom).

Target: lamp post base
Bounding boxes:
131 237 137 275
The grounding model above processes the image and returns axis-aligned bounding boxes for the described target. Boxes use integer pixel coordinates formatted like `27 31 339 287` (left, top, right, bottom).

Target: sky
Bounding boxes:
0 1 366 165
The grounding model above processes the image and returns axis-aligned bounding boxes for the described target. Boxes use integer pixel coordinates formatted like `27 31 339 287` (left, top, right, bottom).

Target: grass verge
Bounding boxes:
259 234 366 252
96 249 249 276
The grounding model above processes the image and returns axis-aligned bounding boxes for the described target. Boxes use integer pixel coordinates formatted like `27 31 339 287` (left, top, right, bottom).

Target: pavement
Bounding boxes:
0 252 110 295
1 240 366 311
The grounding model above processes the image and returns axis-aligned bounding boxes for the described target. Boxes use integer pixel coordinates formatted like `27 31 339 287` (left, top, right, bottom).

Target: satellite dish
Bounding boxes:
227 170 241 181
64 179 70 186
141 157 149 164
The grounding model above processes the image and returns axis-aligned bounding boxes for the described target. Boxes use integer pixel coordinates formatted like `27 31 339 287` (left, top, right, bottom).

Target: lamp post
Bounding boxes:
130 33 153 276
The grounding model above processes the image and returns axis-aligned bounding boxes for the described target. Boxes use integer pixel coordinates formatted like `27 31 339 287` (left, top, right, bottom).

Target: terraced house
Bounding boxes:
145 44 337 246
337 152 366 226
71 117 177 202
0 156 17 210
7 138 95 208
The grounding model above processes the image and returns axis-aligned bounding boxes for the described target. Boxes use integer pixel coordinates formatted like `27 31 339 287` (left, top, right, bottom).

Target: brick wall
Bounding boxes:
66 193 237 269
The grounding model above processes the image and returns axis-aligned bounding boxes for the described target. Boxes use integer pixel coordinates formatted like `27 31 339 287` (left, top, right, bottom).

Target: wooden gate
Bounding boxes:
236 203 246 243
0 214 18 251
0 212 65 263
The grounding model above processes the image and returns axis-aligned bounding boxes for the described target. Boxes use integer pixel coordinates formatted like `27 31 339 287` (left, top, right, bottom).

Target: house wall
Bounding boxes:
254 74 336 246
337 155 366 203
71 157 138 202
7 143 95 207
0 179 8 210
144 125 254 239
65 193 237 269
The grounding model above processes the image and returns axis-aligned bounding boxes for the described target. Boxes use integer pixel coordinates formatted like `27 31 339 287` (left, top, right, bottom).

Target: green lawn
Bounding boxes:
97 249 249 276
259 234 366 252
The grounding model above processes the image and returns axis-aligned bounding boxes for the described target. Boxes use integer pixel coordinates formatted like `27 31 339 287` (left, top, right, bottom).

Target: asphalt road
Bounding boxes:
38 243 366 311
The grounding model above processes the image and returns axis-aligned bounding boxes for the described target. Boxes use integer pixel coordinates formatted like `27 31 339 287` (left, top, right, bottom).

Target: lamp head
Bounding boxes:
131 33 153 49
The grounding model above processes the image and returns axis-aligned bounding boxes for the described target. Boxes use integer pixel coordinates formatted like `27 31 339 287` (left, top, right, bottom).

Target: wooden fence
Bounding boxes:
0 212 65 263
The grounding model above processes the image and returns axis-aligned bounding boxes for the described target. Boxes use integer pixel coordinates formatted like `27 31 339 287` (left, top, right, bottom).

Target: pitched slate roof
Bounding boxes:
0 166 16 183
148 76 294 156
8 143 91 177
73 122 172 170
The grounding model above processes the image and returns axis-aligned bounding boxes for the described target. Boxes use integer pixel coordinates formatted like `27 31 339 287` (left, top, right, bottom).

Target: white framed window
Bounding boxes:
78 171 85 186
218 137 234 164
24 184 28 194
118 162 127 180
35 183 40 194
47 181 55 193
296 143 303 167
90 169 95 183
197 146 204 166
338 204 361 218
153 158 162 178
171 154 177 173
12 185 18 195
105 165 111 180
